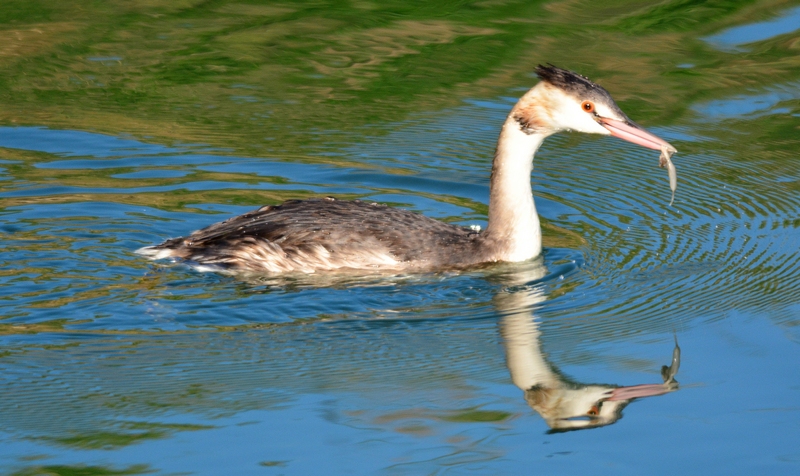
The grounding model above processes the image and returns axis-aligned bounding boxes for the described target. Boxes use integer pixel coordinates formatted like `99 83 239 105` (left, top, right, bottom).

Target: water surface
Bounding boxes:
1 1 799 474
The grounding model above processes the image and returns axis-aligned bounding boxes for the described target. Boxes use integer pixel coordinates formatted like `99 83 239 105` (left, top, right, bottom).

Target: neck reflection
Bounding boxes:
490 261 680 433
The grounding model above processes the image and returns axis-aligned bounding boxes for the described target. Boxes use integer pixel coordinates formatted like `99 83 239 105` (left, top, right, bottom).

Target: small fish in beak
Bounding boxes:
597 117 678 206
607 336 681 401
659 145 678 206
661 336 681 384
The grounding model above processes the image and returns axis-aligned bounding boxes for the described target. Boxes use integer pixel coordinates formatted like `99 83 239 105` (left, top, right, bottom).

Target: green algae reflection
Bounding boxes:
37 421 214 450
10 464 153 476
2 0 796 161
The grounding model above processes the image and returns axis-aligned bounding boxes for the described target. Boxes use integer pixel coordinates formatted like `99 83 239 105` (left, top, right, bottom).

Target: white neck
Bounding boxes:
484 116 547 262
497 290 557 390
499 291 625 431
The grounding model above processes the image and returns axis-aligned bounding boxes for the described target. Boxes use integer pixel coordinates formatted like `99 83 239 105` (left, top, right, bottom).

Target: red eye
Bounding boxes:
581 101 594 113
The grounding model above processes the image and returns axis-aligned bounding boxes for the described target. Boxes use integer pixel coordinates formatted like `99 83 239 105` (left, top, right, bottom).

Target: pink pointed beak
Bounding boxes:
607 383 672 401
599 117 676 152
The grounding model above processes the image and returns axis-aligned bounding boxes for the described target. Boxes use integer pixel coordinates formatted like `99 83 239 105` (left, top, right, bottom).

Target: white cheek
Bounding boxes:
548 97 607 134
562 110 609 135
579 113 609 134
592 118 611 135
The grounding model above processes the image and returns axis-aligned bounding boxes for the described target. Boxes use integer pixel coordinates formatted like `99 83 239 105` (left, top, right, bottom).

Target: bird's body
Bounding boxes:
142 198 489 273
138 65 676 274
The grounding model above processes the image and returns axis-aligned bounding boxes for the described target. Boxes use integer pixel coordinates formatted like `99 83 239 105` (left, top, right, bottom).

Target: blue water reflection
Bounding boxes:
0 127 180 157
704 6 800 51
693 82 800 119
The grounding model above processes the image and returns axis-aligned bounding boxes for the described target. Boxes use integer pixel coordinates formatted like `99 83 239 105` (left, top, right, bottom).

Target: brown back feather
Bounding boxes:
153 198 485 271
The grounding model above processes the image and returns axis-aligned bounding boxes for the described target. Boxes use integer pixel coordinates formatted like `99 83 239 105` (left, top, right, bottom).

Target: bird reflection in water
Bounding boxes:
492 261 680 432
230 259 680 433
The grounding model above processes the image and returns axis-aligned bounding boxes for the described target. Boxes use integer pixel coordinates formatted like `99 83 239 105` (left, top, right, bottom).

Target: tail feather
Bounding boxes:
135 245 180 260
136 235 187 260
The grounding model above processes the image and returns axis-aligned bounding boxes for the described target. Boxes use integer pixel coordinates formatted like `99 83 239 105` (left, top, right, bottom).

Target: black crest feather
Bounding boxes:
535 64 607 96
535 64 627 119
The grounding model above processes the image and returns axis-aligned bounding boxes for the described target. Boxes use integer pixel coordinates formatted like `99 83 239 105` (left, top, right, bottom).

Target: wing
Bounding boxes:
143 198 482 272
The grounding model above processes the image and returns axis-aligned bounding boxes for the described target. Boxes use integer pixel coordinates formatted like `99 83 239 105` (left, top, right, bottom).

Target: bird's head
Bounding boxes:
512 64 676 153
527 382 676 433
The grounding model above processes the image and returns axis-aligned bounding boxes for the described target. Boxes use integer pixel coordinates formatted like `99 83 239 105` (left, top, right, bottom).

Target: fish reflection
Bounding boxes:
492 262 680 432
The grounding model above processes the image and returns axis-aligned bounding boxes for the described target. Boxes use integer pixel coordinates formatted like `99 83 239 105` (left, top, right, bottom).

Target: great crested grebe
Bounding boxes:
138 65 677 274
